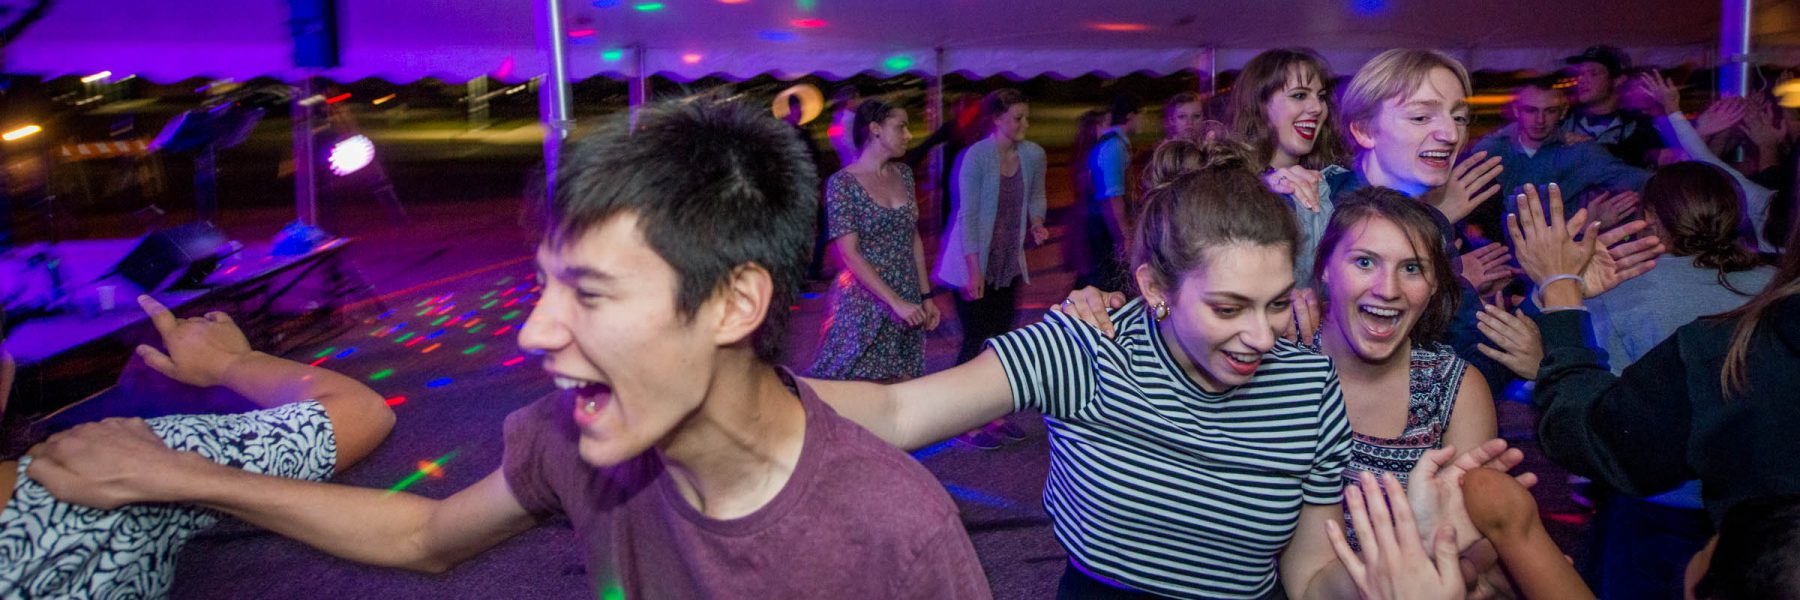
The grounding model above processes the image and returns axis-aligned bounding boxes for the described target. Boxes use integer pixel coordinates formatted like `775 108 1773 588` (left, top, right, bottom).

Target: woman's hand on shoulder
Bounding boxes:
1051 286 1128 338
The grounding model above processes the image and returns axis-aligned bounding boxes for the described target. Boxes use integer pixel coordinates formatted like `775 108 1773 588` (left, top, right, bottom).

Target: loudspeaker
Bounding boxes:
289 0 340 69
114 222 228 293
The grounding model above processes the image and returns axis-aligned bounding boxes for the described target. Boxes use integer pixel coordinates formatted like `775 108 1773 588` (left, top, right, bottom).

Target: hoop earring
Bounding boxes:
1153 302 1169 322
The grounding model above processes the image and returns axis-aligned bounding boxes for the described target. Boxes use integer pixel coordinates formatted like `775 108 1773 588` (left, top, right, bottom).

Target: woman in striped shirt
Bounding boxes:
810 142 1509 599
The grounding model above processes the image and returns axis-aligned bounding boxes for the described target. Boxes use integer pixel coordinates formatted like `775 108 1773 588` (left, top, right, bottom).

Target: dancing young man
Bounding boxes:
27 99 990 599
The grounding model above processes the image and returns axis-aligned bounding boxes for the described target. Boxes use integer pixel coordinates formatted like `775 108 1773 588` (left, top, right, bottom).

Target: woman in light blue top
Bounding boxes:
936 88 1048 365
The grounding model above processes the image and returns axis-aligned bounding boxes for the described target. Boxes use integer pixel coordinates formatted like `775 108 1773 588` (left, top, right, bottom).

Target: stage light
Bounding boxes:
372 93 397 105
602 49 625 61
884 55 914 71
1090 22 1149 32
772 83 824 124
80 71 112 83
592 0 619 6
791 18 827 28
3 125 41 141
758 30 796 42
795 0 816 10
633 2 664 10
328 134 376 176
568 28 596 37
719 0 748 3
681 53 703 64
324 92 352 104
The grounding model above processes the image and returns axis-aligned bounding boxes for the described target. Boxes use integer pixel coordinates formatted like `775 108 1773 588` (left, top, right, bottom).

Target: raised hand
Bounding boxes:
1428 151 1503 223
135 295 256 388
1458 243 1515 298
1574 218 1663 298
1695 97 1749 137
1636 73 1682 117
1507 183 1596 294
1585 190 1641 230
1327 471 1466 600
1051 286 1129 338
1476 304 1544 380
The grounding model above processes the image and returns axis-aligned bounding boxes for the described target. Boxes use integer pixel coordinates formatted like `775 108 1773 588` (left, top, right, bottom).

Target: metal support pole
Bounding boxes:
1722 0 1752 96
292 75 319 227
1206 46 1217 99
468 76 490 129
628 45 648 128
925 47 946 239
535 0 575 202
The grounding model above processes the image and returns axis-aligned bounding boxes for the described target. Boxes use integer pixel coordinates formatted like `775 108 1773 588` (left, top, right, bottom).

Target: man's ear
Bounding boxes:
708 264 773 349
1349 119 1378 151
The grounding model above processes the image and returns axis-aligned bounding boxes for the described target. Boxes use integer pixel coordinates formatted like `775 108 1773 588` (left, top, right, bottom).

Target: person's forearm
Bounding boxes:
180 458 458 572
219 351 374 409
1490 526 1595 600
834 239 906 305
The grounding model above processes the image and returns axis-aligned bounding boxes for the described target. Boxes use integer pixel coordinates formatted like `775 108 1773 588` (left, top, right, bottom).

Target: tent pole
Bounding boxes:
629 45 648 128
1721 0 1752 96
535 0 575 203
927 47 946 239
293 74 319 227
1205 47 1217 99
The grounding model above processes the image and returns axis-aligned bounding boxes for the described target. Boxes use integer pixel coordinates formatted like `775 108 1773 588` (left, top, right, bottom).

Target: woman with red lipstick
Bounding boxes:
1229 48 1348 286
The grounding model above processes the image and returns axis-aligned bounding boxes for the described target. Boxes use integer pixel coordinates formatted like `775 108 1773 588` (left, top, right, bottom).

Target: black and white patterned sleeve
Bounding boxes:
147 400 339 481
985 312 1099 419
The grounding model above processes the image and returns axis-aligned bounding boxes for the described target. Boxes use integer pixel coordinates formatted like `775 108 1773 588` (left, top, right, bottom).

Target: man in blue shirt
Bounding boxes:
1080 95 1140 290
1465 76 1648 244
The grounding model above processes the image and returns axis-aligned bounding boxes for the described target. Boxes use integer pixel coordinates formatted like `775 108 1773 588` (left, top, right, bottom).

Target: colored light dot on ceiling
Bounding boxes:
791 18 827 28
385 395 407 406
633 2 664 11
427 378 454 388
884 55 914 71
463 344 486 355
568 29 596 38
795 0 816 10
592 0 619 6
757 30 796 42
1090 22 1150 32
719 0 748 4
681 53 703 64
369 369 395 381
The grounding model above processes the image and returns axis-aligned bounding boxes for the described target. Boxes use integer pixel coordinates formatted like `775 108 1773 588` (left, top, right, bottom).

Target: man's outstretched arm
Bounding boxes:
28 419 535 573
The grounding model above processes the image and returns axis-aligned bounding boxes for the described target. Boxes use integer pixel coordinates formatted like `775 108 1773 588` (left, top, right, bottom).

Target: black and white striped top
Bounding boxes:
988 300 1350 599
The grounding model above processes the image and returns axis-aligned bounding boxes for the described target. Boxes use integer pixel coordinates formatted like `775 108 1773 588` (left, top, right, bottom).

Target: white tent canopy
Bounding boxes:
9 0 1795 82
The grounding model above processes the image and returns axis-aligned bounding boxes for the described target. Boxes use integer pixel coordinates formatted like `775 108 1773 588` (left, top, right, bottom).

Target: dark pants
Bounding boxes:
955 280 1018 364
1075 209 1128 292
1056 561 1287 600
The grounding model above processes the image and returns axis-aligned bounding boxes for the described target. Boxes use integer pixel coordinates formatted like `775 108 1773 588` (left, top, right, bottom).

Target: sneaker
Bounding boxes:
958 429 1003 450
990 420 1028 441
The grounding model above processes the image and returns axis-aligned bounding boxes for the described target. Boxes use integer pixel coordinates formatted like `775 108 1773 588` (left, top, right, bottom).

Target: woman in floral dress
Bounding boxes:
807 99 940 381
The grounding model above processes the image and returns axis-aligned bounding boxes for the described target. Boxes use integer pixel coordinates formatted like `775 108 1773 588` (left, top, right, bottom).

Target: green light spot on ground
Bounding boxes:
462 344 485 355
501 310 522 320
369 369 395 381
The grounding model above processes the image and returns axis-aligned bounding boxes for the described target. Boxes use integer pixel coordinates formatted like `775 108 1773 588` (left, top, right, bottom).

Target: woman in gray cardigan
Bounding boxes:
935 88 1049 367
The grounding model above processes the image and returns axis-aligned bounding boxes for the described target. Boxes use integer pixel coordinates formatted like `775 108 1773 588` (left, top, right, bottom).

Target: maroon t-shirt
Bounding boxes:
501 369 991 599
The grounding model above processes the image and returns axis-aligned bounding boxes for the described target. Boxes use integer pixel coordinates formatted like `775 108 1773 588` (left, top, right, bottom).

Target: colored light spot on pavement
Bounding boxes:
385 395 407 406
503 356 526 367
501 310 522 320
334 348 356 358
369 369 395 381
310 357 329 367
481 299 499 309
421 343 442 354
394 332 416 343
427 378 453 388
386 450 459 494
313 347 337 358
469 324 487 334
432 316 450 326
463 344 485 355
491 325 513 336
